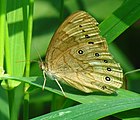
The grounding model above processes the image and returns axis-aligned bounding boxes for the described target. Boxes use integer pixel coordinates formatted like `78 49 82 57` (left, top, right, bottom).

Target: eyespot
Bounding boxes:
104 60 108 63
105 76 110 81
107 67 111 71
78 50 83 54
79 25 82 27
88 41 94 44
85 35 90 38
82 30 85 32
95 53 99 57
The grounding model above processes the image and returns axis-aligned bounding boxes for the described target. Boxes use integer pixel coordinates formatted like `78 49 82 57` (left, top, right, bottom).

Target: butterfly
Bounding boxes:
40 11 123 96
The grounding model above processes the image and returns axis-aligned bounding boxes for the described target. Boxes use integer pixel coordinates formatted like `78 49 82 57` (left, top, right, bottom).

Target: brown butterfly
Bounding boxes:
40 11 123 96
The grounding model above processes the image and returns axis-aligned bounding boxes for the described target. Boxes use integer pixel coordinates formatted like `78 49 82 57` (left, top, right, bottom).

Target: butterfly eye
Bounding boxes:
105 76 111 81
95 53 99 57
104 60 108 63
107 67 111 71
85 34 90 38
78 50 84 54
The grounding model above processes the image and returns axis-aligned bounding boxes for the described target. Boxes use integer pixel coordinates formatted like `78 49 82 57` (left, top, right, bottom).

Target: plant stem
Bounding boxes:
25 0 34 77
23 0 34 119
0 0 6 71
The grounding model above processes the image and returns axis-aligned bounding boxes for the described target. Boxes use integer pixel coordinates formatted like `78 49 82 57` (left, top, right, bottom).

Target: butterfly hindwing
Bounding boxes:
45 11 123 94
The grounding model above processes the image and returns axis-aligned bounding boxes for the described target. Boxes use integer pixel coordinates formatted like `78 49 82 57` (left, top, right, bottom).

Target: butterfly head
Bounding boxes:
39 61 48 72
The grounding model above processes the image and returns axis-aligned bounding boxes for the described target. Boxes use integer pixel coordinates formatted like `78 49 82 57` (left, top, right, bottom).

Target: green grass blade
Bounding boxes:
0 0 10 120
0 76 139 103
99 0 140 43
115 108 140 119
1 1 26 88
0 0 5 74
0 76 140 119
25 0 34 77
23 0 34 119
0 87 9 120
1 1 26 120
31 95 140 120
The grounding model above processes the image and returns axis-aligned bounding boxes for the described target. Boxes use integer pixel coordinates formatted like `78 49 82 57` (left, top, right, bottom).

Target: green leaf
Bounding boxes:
115 108 140 120
0 87 9 120
1 0 25 88
1 76 140 119
31 96 140 120
0 1 27 120
99 0 140 43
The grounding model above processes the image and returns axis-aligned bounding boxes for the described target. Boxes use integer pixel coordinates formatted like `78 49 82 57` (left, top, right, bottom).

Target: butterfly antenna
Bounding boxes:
16 59 39 63
33 46 48 91
33 45 43 63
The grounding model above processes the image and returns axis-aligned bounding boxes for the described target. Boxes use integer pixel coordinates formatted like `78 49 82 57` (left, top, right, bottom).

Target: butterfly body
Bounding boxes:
41 11 123 94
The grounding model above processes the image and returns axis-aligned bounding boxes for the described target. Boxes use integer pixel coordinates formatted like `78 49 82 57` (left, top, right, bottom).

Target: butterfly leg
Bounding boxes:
54 78 66 97
42 70 47 90
42 70 66 96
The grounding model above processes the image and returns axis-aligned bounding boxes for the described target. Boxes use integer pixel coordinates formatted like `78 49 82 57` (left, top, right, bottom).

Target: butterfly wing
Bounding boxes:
46 11 123 94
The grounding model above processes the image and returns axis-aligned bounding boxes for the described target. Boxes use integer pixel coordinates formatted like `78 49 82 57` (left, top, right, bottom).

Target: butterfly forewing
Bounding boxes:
45 11 123 94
